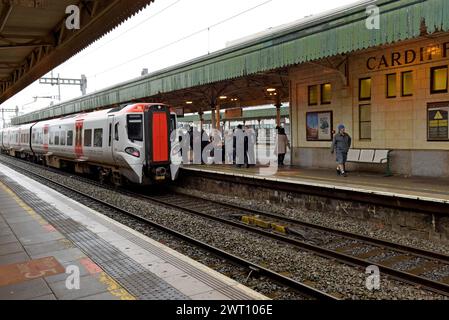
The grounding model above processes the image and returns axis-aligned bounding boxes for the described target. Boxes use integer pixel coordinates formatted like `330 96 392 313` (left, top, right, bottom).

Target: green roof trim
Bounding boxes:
12 0 449 125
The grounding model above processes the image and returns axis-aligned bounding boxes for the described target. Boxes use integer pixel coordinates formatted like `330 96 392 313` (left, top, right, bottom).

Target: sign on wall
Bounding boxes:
306 111 333 141
428 103 449 141
225 108 243 120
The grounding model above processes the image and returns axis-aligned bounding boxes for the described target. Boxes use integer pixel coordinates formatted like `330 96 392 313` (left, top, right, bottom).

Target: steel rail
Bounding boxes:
0 156 337 301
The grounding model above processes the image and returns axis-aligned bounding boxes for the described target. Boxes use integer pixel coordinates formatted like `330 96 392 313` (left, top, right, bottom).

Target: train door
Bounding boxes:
75 120 83 158
145 105 170 166
107 115 115 161
43 125 49 152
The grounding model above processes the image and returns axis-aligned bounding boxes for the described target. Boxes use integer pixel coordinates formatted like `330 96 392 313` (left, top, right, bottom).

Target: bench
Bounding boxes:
346 149 393 176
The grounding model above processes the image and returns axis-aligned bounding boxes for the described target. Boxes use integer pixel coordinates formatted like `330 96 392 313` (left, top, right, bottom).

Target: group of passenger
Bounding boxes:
178 120 352 177
179 122 351 176
180 124 292 168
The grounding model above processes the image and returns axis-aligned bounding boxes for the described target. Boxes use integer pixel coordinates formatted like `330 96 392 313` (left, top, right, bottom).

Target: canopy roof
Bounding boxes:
12 0 449 125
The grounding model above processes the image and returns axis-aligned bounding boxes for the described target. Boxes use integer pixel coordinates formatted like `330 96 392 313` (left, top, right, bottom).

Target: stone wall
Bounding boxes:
176 172 449 243
289 34 449 177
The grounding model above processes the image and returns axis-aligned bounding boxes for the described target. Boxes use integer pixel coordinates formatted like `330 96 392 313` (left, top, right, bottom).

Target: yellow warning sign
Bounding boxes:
434 111 444 120
428 105 449 141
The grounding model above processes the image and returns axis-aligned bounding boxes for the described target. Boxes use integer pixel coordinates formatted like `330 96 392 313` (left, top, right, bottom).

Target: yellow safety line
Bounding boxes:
0 180 137 300
98 272 136 300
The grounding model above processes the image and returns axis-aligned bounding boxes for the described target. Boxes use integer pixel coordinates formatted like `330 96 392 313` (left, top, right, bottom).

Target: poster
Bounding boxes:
428 103 449 141
306 111 333 141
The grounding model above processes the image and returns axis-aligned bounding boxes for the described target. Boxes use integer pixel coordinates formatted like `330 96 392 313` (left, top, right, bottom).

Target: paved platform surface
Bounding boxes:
0 163 266 300
182 164 449 204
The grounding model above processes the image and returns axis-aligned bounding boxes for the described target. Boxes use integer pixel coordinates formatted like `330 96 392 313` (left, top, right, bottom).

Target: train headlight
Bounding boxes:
125 147 140 158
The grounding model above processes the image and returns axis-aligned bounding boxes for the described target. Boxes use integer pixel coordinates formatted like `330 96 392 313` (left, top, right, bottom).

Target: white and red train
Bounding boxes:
0 103 177 185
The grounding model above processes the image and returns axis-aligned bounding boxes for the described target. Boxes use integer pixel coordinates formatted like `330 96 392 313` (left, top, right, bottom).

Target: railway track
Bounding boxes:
2 154 449 297
0 155 337 301
149 192 449 294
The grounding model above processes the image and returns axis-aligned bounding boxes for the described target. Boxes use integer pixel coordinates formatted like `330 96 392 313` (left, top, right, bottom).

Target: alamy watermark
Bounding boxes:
366 265 381 291
65 265 81 290
66 5 81 30
366 5 380 30
170 126 280 179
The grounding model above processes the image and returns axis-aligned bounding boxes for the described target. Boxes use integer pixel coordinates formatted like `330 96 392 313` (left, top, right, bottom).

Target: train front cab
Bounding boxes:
143 104 172 183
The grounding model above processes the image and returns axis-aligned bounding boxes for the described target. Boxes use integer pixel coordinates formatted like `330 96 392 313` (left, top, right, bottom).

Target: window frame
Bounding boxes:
84 129 92 147
126 114 144 142
401 71 414 97
359 104 372 140
114 123 119 141
67 130 73 146
386 73 397 98
320 83 332 105
94 128 103 148
308 85 319 106
359 77 372 101
430 65 448 94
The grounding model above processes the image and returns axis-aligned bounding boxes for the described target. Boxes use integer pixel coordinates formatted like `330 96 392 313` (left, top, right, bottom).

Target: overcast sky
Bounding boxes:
1 0 359 125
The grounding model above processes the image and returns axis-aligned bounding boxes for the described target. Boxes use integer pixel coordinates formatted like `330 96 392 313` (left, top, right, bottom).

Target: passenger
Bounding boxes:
224 130 234 164
331 124 352 177
201 129 209 164
274 128 290 166
233 125 248 168
245 126 256 167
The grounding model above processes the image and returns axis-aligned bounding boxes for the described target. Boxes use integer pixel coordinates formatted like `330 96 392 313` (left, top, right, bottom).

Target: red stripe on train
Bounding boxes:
75 120 84 158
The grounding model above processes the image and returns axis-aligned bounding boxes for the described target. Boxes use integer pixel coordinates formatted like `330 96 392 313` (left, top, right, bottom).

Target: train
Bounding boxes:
0 103 177 185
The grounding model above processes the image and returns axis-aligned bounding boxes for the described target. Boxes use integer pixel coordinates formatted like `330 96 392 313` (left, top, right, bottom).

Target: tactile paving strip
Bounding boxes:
0 173 189 300
69 197 255 300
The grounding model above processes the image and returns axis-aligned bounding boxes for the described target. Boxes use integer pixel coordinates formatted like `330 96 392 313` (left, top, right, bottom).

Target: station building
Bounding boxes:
290 34 449 177
9 0 449 178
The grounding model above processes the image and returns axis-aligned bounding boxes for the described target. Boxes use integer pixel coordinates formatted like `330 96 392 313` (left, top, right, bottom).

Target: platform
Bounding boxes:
0 164 266 300
181 164 449 205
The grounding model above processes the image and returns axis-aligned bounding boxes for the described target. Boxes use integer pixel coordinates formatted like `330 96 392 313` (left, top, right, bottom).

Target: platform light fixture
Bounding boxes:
185 101 193 105
266 88 277 92
219 96 228 100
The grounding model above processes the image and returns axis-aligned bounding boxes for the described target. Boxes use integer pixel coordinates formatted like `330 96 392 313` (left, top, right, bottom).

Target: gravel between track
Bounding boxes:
1 156 447 300
176 187 449 257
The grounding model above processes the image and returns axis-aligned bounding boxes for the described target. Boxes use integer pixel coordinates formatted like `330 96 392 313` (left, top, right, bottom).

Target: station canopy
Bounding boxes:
11 0 449 125
0 0 155 104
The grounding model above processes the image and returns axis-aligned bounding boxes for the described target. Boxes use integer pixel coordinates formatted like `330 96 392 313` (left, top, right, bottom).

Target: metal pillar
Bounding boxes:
216 105 221 131
198 110 204 131
275 102 282 127
210 105 216 130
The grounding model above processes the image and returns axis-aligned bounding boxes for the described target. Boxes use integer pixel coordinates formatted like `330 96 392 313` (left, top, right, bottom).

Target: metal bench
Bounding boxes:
346 149 393 176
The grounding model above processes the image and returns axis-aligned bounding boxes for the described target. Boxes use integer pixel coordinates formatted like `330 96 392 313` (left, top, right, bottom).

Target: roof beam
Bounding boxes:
0 1 14 33
1 0 156 103
0 42 52 49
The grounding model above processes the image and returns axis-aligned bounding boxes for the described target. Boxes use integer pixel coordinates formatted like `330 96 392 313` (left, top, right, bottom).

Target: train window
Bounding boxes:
170 115 177 133
127 115 143 141
49 132 54 145
114 123 119 141
67 131 73 146
84 129 92 147
109 124 112 147
60 131 66 146
54 132 59 146
94 129 103 147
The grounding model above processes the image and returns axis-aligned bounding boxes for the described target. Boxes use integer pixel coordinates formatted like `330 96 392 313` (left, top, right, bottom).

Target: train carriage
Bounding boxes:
2 103 176 185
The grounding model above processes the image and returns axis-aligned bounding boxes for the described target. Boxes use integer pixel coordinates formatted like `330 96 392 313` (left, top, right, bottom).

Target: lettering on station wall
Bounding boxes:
366 42 449 70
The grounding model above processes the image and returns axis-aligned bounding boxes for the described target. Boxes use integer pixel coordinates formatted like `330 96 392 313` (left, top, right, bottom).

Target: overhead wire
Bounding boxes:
87 0 273 78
